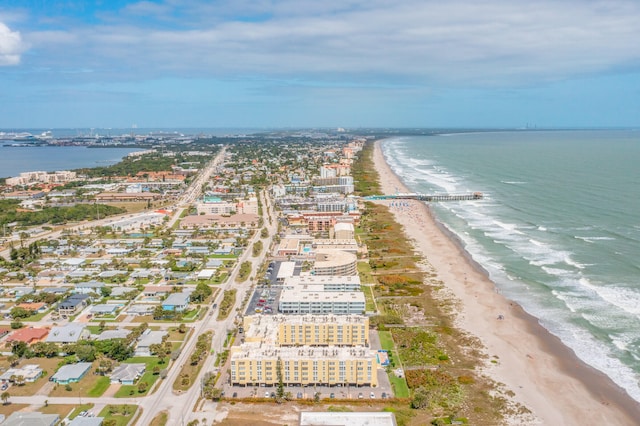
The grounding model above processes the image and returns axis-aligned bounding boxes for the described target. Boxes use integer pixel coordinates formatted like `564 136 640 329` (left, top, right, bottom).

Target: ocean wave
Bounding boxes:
501 180 528 185
575 236 616 243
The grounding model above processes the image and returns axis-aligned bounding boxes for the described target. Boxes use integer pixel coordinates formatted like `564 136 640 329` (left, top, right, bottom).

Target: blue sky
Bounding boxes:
1 0 639 129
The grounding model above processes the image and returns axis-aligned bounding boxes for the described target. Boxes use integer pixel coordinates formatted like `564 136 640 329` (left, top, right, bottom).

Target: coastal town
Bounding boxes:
0 132 436 426
0 130 637 426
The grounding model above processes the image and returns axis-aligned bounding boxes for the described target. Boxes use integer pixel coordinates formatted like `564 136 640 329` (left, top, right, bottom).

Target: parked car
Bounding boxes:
330 392 335 399
370 392 375 399
358 392 363 399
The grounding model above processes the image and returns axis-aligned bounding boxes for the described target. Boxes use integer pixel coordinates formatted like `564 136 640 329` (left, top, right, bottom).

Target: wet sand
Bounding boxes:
373 139 640 425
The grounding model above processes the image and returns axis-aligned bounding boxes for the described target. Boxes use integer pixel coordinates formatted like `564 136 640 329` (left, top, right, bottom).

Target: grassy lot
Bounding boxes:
150 411 169 426
23 310 50 322
378 331 395 352
210 272 229 284
357 261 376 284
166 326 190 343
114 357 164 398
87 376 111 397
361 285 376 312
85 325 104 334
173 332 212 392
217 289 237 320
48 362 102 398
103 201 149 213
38 404 75 420
98 404 138 426
389 372 410 398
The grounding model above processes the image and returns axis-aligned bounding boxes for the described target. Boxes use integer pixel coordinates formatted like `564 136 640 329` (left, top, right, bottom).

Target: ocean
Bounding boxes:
381 130 640 402
0 146 142 178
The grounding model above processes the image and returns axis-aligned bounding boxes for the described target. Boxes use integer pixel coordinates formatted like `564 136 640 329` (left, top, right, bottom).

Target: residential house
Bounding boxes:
7 327 49 345
58 294 90 316
68 417 104 426
74 280 105 294
1 412 59 426
95 329 131 341
110 363 145 385
0 364 44 383
90 304 120 316
50 362 92 384
162 292 190 312
46 324 89 344
142 285 173 298
16 302 47 313
135 330 167 356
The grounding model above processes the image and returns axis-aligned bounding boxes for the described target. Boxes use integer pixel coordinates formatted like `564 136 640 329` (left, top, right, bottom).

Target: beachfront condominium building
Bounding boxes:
242 314 369 347
312 250 358 276
229 345 377 387
283 275 362 292
278 289 365 315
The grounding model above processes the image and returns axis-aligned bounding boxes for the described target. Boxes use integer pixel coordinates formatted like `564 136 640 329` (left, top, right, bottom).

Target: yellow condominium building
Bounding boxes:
242 314 369 347
279 316 368 347
230 345 378 387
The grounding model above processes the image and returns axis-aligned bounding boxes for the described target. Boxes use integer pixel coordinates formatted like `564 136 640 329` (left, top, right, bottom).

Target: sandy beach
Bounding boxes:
372 140 640 425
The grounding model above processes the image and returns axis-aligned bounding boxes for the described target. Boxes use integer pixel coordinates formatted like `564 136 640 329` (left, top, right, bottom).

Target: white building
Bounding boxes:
279 289 365 315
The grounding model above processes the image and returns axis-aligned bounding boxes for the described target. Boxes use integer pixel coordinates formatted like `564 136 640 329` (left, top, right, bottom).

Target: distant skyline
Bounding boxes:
1 0 639 129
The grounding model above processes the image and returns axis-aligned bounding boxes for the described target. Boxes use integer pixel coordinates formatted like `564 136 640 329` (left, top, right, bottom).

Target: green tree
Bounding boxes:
1 391 9 405
191 282 212 303
10 307 33 319
276 357 285 401
137 381 148 393
11 341 27 357
411 387 430 409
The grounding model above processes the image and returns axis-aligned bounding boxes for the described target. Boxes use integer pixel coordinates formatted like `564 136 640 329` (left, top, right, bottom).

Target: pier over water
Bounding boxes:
363 192 483 202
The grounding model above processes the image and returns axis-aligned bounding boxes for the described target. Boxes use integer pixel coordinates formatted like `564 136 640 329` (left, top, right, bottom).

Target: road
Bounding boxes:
177 188 279 425
134 188 278 425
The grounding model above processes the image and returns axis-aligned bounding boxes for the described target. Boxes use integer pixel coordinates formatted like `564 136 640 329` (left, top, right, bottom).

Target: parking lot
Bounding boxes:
221 379 392 401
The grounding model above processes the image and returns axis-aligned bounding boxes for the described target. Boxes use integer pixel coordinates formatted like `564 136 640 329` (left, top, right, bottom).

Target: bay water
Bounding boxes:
381 130 640 401
0 146 142 178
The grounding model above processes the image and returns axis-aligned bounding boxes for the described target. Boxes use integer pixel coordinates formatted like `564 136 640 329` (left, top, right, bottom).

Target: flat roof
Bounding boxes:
231 343 376 362
276 261 296 279
299 412 396 426
279 289 365 304
284 275 361 286
243 314 368 343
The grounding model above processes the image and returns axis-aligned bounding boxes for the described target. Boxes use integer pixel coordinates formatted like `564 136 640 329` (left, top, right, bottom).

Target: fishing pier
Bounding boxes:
363 192 483 202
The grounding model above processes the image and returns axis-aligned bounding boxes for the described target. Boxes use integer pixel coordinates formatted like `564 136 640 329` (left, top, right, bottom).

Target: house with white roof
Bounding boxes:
46 324 89 344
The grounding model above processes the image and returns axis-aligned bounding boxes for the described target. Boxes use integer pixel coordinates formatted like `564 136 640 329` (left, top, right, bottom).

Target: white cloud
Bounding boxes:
20 0 640 85
0 21 24 65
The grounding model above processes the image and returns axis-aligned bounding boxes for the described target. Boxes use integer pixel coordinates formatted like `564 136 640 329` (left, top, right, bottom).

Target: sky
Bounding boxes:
1 0 639 129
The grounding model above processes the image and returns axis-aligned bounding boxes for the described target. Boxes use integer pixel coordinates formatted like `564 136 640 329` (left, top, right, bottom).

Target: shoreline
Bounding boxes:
372 139 640 425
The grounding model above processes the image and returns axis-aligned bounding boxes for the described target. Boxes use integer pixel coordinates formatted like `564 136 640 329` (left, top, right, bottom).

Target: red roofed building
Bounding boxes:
7 327 49 345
